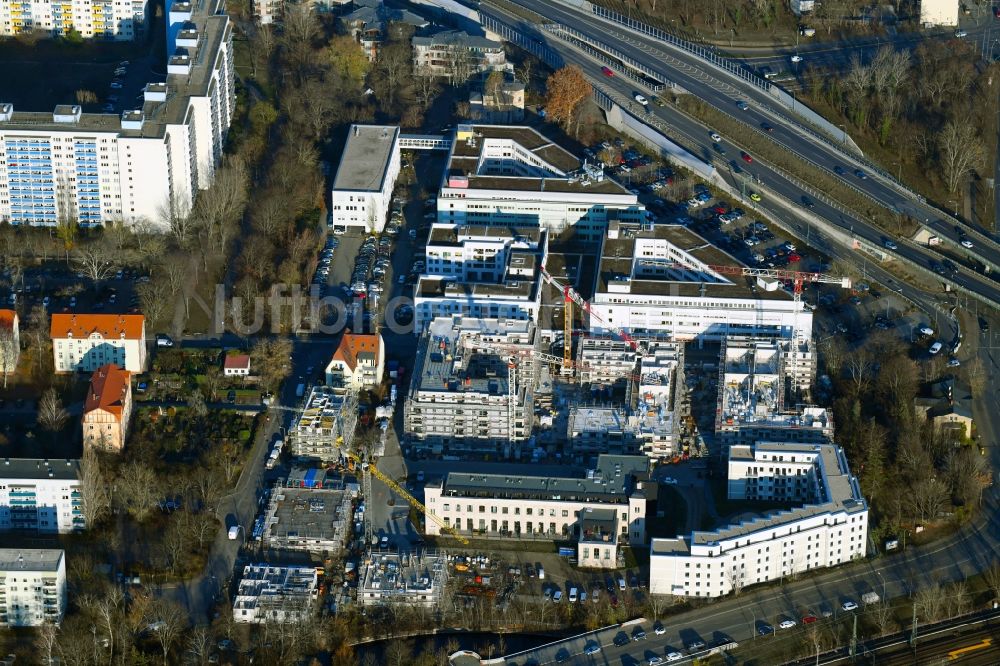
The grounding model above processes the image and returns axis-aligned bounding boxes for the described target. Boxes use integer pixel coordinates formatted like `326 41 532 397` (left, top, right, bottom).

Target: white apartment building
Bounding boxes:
414 224 547 330
920 0 958 26
232 564 318 624
325 332 384 391
330 125 401 234
404 317 538 458
0 0 234 228
568 340 683 460
50 313 147 373
424 455 649 546
0 0 148 40
289 386 358 463
588 222 813 342
650 441 868 598
0 459 83 533
412 30 506 81
0 549 66 627
437 125 645 244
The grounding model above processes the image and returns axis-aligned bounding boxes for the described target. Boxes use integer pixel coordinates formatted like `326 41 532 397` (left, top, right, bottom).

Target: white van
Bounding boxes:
569 587 578 603
228 525 241 540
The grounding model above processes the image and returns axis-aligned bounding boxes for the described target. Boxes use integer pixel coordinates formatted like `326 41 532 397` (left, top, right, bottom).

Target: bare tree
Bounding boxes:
73 239 118 287
845 350 874 395
193 157 249 254
137 280 173 329
187 388 208 418
984 559 1000 603
80 446 110 527
376 40 414 109
0 317 17 388
909 476 949 522
117 461 160 522
37 388 69 434
413 67 441 111
81 585 124 662
946 580 971 618
162 516 188 574
915 583 945 622
726 566 746 596
34 619 60 665
251 338 292 391
157 192 195 247
871 599 894 636
150 599 188 664
281 2 319 73
938 120 983 194
185 625 213 665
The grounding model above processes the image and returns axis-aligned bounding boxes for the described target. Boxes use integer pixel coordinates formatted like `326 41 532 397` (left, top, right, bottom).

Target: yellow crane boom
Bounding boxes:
344 452 469 545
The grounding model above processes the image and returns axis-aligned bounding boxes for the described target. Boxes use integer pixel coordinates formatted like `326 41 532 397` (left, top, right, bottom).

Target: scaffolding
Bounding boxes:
289 386 359 462
232 564 318 624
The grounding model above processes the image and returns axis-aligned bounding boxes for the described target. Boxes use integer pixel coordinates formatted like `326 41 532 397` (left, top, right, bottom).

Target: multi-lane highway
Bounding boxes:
482 2 1000 310
493 0 1000 283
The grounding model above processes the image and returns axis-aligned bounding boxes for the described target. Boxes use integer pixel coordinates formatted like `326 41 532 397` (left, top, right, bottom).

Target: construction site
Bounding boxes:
260 480 355 555
289 386 359 462
232 564 319 624
358 550 448 607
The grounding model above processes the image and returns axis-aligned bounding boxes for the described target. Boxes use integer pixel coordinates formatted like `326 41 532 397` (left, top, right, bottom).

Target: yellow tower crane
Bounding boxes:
343 450 470 546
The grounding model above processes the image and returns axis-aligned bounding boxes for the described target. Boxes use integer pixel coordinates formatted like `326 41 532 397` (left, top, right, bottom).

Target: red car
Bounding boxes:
802 615 818 624
994 6 1000 18
741 152 753 164
788 252 802 262
712 204 729 214
601 66 614 77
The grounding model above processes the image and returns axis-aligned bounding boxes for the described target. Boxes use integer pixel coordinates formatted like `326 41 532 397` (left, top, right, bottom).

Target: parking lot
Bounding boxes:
4 263 144 319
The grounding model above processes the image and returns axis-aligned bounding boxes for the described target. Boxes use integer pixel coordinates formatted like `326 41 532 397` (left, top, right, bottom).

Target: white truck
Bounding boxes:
862 591 881 605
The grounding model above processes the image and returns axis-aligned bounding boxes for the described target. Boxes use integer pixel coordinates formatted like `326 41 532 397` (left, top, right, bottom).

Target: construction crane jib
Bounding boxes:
344 450 470 546
538 266 641 371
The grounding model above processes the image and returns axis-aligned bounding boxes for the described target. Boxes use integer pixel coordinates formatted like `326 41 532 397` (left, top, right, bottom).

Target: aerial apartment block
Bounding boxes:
588 221 813 342
424 455 649 548
414 224 548 330
0 459 83 533
436 124 645 244
50 313 147 373
404 316 539 458
0 0 149 40
81 363 132 452
0 0 234 228
650 440 868 598
412 30 506 81
0 549 67 627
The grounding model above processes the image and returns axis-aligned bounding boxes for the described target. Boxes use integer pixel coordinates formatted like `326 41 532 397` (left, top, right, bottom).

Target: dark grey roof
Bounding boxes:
413 30 502 50
0 458 80 481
